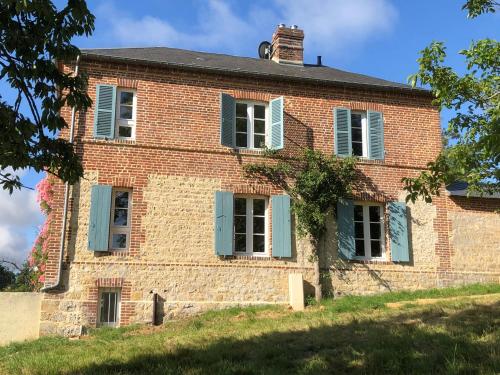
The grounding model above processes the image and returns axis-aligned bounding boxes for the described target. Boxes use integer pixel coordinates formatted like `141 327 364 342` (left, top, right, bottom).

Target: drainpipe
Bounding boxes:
41 55 80 293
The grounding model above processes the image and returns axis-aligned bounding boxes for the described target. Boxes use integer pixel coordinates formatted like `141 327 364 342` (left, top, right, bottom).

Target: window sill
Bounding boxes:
94 250 130 257
231 148 267 156
348 259 392 265
219 255 274 261
91 138 137 145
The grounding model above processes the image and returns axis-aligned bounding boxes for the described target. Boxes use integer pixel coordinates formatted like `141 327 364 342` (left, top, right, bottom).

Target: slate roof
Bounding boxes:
446 181 500 198
81 47 429 95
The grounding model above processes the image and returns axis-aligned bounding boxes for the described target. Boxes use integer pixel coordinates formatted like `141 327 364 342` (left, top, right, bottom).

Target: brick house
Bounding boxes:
41 25 500 336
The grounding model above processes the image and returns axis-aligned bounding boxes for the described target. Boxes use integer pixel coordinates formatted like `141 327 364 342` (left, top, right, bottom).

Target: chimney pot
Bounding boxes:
317 56 322 66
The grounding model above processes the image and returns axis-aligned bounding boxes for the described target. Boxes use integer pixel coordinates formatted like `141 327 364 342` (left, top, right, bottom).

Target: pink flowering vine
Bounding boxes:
28 175 54 290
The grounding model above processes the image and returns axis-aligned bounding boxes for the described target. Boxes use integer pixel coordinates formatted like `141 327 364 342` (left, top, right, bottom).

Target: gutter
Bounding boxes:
80 52 432 97
41 55 80 293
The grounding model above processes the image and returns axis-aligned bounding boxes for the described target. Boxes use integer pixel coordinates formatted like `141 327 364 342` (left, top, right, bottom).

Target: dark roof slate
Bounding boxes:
81 47 429 94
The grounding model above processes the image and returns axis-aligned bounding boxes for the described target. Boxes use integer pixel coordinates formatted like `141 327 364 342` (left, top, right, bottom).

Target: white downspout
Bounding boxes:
41 55 80 292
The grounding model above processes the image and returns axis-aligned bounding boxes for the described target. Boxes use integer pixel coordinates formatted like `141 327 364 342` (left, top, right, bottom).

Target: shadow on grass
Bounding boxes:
78 302 499 375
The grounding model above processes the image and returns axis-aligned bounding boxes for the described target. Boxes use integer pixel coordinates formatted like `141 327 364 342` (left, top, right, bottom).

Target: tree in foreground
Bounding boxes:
0 0 94 192
403 0 499 202
244 149 356 301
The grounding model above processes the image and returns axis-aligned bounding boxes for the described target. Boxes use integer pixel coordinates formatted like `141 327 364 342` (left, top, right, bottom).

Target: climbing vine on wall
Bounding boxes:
28 176 54 290
244 148 357 301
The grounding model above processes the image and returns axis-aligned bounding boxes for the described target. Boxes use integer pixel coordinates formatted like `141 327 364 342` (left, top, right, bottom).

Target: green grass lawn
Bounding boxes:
1 283 499 374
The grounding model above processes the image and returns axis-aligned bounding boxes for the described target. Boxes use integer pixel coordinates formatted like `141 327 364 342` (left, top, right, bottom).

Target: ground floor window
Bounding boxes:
234 196 268 256
354 202 385 260
98 288 121 327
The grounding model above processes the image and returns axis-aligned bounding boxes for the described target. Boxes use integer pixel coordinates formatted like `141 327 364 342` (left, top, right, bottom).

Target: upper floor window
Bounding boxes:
116 89 136 139
109 189 132 250
220 94 283 150
235 102 267 149
334 107 384 160
234 196 268 256
353 202 385 260
351 111 368 157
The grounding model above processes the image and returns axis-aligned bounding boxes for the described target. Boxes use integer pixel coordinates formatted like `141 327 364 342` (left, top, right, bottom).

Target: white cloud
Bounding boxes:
0 186 43 268
94 0 398 61
96 0 256 53
275 0 398 54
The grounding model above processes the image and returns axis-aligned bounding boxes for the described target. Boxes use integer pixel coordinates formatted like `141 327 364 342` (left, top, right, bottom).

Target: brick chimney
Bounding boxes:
271 24 304 65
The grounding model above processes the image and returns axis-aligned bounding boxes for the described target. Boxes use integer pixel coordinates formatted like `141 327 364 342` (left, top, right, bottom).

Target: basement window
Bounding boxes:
353 202 385 260
98 288 121 327
115 89 136 139
235 102 268 149
109 189 132 250
234 196 268 256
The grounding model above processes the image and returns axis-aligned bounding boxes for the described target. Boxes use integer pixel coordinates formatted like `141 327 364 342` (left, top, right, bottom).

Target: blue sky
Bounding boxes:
1 0 498 267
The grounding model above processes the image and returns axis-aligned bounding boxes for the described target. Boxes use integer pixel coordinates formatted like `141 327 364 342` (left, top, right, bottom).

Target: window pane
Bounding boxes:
354 205 363 221
236 103 247 117
254 134 265 149
254 105 265 119
234 216 246 233
115 192 129 208
351 113 362 127
352 127 362 142
369 206 381 222
371 240 382 257
100 293 109 323
355 239 365 256
235 198 246 215
354 222 364 238
114 209 128 226
370 223 381 240
254 119 265 134
253 199 265 216
108 293 117 323
352 142 363 156
118 126 132 138
111 233 127 249
253 217 265 234
120 92 134 105
253 235 265 252
120 105 133 119
235 234 246 252
236 118 247 132
236 133 247 147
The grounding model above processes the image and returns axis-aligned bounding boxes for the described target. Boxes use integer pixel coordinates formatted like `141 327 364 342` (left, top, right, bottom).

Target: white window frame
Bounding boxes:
115 88 137 140
98 288 121 327
351 111 368 158
234 101 269 150
353 201 385 260
109 189 132 251
233 195 269 256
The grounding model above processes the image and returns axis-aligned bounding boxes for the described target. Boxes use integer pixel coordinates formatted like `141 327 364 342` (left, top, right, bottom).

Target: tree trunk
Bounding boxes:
311 239 322 302
313 256 322 302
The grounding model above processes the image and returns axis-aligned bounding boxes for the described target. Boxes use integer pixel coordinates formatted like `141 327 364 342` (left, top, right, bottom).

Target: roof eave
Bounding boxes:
80 52 433 97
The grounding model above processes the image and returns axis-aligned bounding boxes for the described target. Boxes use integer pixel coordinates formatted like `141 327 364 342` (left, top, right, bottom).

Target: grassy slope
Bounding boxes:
1 283 499 375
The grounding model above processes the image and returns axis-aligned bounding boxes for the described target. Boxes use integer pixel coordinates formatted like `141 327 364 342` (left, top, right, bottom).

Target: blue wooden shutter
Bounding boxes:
270 96 284 150
337 199 355 259
88 185 112 251
334 108 351 157
388 202 410 262
220 93 235 147
368 111 384 160
271 195 291 257
214 191 234 256
94 84 116 139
